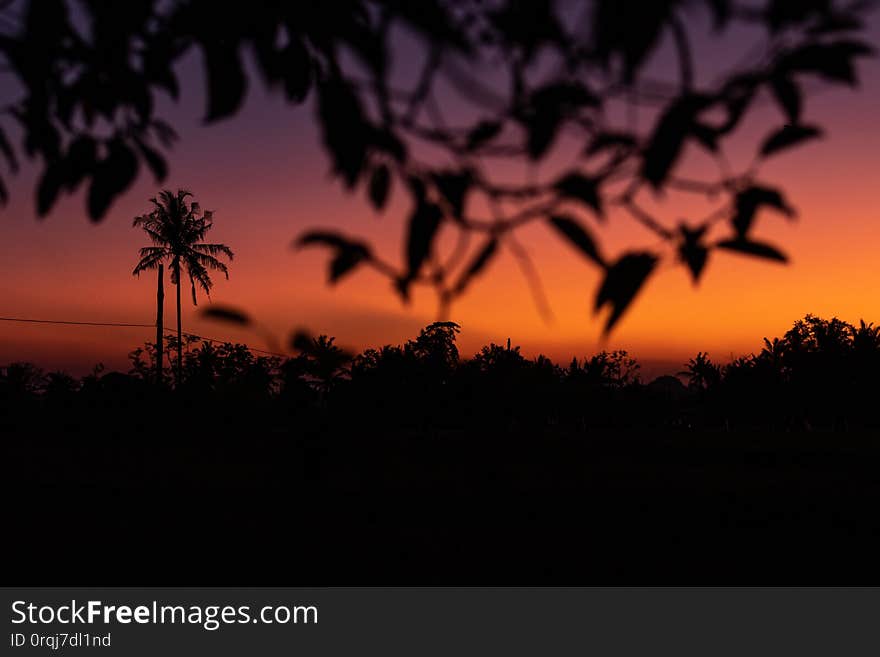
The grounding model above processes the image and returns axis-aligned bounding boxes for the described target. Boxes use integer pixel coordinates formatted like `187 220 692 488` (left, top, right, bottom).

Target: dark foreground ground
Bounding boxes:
5 423 880 584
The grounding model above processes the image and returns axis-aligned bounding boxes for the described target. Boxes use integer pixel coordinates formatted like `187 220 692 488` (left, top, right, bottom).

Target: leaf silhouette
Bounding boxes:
529 81 599 111
317 79 369 187
594 252 657 334
433 169 473 220
203 44 247 122
282 37 313 102
329 250 370 283
548 214 603 266
716 238 788 263
759 124 822 158
521 81 599 160
584 131 638 156
369 165 391 211
297 231 373 284
769 75 801 123
64 136 97 191
453 237 498 294
0 126 18 172
523 110 561 160
36 161 65 217
403 200 443 286
732 186 795 237
553 172 603 217
87 141 139 221
466 121 502 150
642 94 712 187
202 305 251 326
134 138 168 183
289 329 314 353
677 224 709 284
778 40 874 86
690 123 720 153
593 0 673 81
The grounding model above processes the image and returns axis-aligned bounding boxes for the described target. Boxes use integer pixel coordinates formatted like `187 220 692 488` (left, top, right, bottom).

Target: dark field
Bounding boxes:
6 424 879 584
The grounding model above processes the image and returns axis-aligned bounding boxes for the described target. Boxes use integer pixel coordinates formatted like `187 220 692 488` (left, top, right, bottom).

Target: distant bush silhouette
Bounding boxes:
1 1 874 331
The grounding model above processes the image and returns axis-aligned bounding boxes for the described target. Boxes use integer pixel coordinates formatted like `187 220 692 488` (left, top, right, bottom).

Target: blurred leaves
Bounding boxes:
548 214 603 266
760 124 823 158
432 169 473 221
769 75 802 123
88 141 139 221
466 121 503 151
317 79 369 188
518 81 599 159
203 41 247 122
369 164 392 211
642 94 714 187
732 185 795 237
297 231 373 284
202 305 252 326
717 238 788 263
593 0 676 82
399 200 444 298
595 253 657 334
0 0 873 335
553 173 603 218
453 237 498 295
777 39 874 86
678 224 709 284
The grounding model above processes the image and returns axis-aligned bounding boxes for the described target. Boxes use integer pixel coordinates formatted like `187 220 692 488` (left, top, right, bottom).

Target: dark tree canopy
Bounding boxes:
0 0 874 331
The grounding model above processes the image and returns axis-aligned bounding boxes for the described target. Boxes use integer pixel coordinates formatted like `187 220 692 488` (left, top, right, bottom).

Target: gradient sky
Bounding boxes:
1 8 878 377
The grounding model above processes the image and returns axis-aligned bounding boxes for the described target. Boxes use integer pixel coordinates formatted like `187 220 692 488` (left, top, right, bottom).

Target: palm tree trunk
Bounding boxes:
176 273 182 384
156 263 164 384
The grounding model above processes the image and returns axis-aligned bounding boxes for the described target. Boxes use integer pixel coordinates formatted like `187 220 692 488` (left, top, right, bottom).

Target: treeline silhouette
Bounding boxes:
4 314 880 432
3 314 880 584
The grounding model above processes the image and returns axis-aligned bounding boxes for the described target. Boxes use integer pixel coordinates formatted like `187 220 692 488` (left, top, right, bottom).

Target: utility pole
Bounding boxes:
156 263 164 384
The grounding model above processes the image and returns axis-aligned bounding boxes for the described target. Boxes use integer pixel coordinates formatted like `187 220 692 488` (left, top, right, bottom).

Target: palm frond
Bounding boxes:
192 254 229 279
132 249 167 275
186 260 213 305
138 246 167 258
192 243 234 259
133 189 232 294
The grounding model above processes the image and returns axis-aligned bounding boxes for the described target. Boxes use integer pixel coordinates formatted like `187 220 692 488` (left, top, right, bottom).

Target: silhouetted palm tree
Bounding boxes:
851 320 880 354
680 352 720 391
132 189 233 382
296 335 351 396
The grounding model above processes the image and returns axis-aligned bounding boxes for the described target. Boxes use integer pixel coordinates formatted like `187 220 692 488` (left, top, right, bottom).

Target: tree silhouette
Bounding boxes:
291 334 351 396
6 312 880 434
132 189 233 382
852 320 880 356
680 351 721 391
0 1 874 333
408 321 461 375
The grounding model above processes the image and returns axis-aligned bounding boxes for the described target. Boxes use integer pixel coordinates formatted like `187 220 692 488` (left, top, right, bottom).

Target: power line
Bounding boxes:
161 327 288 358
0 315 289 358
0 316 154 328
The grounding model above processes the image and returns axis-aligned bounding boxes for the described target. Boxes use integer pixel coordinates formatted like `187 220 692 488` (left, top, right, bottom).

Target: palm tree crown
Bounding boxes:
133 189 233 304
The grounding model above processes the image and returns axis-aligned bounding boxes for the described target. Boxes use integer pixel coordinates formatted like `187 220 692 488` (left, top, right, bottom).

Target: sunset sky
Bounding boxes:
1 8 878 378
